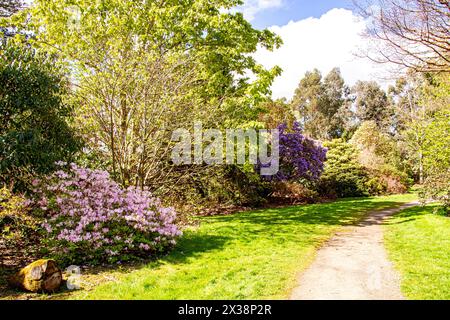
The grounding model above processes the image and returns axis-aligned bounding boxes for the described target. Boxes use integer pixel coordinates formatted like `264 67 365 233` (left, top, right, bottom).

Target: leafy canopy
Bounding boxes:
291 68 351 140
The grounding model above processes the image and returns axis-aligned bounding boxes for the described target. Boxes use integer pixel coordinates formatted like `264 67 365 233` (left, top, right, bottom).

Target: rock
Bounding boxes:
8 259 62 293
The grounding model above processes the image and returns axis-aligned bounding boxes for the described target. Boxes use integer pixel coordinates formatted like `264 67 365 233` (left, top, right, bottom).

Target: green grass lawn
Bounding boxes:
384 204 450 300
72 194 416 300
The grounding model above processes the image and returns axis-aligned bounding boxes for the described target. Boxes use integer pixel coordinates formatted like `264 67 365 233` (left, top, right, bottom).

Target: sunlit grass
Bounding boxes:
72 194 417 300
384 204 450 300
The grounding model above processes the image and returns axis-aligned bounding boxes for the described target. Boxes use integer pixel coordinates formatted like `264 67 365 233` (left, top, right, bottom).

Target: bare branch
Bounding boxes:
354 0 450 73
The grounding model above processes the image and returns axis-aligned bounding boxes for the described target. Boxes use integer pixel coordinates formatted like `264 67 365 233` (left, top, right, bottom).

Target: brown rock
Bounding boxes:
8 259 62 293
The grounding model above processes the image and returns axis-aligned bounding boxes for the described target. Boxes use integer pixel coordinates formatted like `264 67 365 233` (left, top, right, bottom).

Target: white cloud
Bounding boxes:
240 0 284 21
254 8 394 100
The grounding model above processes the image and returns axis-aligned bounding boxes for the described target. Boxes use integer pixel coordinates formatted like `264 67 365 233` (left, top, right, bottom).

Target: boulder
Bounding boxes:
8 259 62 293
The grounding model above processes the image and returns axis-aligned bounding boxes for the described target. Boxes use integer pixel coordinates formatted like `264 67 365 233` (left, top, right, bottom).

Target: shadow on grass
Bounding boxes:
208 198 406 228
382 205 429 225
151 233 231 266
0 197 411 299
0 232 231 300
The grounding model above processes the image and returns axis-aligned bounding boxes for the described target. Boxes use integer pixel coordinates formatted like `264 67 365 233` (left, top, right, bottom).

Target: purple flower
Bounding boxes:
35 164 182 264
257 122 327 182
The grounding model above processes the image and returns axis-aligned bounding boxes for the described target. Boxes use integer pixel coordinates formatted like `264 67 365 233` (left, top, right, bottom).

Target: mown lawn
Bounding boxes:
71 194 417 300
384 204 450 300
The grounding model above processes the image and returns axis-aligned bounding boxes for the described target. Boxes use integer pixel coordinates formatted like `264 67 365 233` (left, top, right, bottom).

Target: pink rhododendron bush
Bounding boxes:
33 163 182 265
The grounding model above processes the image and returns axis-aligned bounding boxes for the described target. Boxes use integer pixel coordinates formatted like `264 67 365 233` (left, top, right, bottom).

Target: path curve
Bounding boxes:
290 202 419 300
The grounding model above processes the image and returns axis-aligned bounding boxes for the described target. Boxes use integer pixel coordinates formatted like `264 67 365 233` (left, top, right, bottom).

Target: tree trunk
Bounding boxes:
8 259 62 293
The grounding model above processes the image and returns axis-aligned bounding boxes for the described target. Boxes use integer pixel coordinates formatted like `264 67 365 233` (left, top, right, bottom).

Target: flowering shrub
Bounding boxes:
259 122 327 183
33 163 182 265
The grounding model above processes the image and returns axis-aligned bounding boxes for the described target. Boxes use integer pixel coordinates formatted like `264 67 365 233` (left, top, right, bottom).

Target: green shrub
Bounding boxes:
318 139 411 198
164 165 271 210
0 43 81 191
0 186 39 248
365 177 388 195
318 139 370 198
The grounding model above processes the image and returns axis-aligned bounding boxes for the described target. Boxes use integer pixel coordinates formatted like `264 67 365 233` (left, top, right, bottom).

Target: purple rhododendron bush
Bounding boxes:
277 122 327 182
33 163 182 265
258 122 327 183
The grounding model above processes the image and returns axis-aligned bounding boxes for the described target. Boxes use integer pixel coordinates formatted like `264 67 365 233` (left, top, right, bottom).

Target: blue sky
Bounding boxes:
239 0 391 99
242 0 354 29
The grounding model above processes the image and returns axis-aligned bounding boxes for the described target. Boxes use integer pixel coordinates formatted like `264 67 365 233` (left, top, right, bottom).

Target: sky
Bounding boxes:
239 0 354 29
238 0 392 100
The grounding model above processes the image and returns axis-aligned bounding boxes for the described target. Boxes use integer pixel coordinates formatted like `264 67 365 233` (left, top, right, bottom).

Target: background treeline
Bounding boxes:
263 68 449 202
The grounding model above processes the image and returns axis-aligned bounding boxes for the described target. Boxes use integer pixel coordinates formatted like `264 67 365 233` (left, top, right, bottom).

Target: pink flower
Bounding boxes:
36 165 181 264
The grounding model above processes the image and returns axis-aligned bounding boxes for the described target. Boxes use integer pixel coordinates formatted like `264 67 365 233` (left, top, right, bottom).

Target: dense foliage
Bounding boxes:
33 163 182 265
318 139 370 198
261 123 327 183
166 165 271 208
290 68 351 140
14 0 281 192
422 108 450 214
0 186 38 249
350 121 410 193
352 81 393 131
0 43 80 191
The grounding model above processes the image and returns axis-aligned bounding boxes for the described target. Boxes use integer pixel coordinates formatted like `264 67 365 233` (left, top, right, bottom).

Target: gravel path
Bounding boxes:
290 202 419 300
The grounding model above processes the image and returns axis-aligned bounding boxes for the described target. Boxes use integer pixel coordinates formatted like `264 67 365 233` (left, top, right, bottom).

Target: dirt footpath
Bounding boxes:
290 202 419 300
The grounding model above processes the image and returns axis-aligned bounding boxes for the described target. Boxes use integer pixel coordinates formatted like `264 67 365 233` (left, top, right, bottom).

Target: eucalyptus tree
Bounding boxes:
290 68 351 140
351 80 393 131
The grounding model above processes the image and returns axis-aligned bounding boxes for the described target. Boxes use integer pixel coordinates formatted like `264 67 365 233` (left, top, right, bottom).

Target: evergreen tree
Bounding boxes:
352 80 393 131
291 68 351 140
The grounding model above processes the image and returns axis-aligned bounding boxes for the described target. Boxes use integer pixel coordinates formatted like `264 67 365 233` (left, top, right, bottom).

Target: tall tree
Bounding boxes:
389 73 434 183
291 68 351 140
291 69 323 133
419 73 449 211
352 80 393 130
12 0 282 189
322 68 352 138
